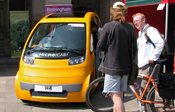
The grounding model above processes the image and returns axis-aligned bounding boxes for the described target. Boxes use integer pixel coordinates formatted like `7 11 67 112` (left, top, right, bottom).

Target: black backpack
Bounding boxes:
144 25 169 59
158 73 175 99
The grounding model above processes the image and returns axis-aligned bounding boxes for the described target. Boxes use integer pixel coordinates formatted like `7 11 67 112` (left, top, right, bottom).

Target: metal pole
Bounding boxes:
163 3 169 73
165 3 169 40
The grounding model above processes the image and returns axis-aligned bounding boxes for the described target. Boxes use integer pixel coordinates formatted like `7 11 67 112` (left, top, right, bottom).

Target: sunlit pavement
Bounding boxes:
1 57 175 112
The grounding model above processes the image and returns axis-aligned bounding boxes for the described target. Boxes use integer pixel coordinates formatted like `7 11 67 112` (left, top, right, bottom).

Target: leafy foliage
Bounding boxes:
10 20 29 56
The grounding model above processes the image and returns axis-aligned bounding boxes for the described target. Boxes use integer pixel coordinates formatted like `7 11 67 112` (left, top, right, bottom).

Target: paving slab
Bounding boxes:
4 57 175 112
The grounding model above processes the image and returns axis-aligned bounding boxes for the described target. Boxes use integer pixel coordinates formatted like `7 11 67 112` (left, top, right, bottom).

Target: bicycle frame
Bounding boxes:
85 59 170 112
129 74 164 105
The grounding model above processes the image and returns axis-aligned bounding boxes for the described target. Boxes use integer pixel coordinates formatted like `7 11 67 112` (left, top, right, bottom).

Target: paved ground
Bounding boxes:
0 57 174 112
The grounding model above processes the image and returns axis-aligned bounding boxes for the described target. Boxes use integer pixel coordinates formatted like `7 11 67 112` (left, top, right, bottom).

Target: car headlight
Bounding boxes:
69 56 85 65
23 55 35 64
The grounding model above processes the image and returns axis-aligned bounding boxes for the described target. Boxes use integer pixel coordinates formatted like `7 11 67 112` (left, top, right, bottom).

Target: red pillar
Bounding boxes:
174 54 175 73
162 0 175 3
123 0 126 4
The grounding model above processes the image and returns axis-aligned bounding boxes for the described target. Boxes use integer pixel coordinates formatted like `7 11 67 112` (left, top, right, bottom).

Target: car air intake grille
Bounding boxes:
31 90 68 97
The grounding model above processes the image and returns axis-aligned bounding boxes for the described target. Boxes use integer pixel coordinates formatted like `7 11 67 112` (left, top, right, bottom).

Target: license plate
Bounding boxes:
34 85 63 92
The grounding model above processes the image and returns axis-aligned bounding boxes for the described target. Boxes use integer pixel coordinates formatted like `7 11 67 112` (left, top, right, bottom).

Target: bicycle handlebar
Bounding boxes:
154 58 167 64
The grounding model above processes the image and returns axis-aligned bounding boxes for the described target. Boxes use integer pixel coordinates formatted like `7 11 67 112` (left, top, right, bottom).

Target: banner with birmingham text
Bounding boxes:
45 4 72 15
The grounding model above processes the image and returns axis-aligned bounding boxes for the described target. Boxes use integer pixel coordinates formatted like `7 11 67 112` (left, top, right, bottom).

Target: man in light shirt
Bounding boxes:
132 13 164 111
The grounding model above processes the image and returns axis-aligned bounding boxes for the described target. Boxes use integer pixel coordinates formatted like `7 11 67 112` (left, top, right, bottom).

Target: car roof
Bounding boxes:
37 11 100 24
47 11 87 18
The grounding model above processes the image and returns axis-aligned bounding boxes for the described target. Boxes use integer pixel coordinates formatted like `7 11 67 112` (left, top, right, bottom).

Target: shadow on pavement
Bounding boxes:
23 101 90 110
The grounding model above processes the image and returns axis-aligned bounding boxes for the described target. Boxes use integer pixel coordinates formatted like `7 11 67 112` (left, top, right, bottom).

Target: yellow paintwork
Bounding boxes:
15 12 102 102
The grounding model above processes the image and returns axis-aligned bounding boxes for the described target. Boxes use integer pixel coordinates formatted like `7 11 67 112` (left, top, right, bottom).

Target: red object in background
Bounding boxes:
123 0 175 6
174 54 175 73
162 0 175 3
125 5 165 37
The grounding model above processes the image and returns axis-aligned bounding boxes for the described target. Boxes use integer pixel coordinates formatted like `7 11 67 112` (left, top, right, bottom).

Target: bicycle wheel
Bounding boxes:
85 77 113 112
146 86 165 112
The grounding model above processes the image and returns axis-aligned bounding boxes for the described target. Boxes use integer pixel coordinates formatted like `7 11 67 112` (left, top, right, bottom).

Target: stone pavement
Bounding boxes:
7 57 175 112
0 75 140 112
0 57 141 112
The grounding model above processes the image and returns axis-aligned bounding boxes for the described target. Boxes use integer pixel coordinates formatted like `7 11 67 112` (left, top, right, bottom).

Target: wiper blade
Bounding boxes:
55 47 81 55
27 45 41 54
28 46 81 55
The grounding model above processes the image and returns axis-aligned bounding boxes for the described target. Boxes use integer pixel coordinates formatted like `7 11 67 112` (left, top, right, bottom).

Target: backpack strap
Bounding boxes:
144 25 156 48
102 22 118 62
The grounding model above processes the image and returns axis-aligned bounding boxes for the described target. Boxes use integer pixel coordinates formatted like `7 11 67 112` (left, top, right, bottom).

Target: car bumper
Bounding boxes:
15 73 91 103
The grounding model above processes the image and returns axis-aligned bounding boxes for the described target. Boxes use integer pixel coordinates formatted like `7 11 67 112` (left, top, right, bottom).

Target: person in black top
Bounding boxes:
97 2 137 112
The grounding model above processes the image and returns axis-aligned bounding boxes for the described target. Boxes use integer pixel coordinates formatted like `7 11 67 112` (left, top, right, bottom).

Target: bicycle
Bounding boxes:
85 59 175 112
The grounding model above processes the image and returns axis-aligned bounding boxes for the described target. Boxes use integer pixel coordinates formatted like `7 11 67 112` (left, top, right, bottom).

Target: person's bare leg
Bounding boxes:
111 92 125 112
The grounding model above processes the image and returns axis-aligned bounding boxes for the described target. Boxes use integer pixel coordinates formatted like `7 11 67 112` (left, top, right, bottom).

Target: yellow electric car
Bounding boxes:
15 11 102 103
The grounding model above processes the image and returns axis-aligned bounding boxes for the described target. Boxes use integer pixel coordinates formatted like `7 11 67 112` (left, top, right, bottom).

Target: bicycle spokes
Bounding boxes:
86 77 113 112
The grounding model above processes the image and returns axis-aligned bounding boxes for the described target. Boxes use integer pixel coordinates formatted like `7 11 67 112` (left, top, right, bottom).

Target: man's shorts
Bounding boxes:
103 74 129 93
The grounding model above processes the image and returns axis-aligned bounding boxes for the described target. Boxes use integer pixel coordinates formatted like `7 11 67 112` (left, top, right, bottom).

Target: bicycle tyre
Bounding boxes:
146 86 165 112
85 77 113 112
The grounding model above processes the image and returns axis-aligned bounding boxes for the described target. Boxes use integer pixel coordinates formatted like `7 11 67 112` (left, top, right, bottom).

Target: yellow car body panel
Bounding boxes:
15 11 102 102
15 73 91 102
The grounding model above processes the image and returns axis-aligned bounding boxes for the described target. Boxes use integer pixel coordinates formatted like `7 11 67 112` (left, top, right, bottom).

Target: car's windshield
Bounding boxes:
27 23 86 51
